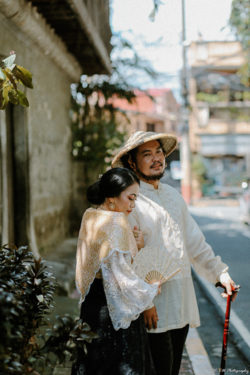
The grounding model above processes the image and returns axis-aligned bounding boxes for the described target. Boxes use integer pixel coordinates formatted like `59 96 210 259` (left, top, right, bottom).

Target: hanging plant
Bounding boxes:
0 52 33 110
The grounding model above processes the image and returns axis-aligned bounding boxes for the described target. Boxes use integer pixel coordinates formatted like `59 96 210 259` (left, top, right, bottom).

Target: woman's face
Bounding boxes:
112 183 139 215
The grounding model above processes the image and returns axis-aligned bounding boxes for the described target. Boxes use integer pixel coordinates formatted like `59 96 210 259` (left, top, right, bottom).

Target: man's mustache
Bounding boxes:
150 162 163 169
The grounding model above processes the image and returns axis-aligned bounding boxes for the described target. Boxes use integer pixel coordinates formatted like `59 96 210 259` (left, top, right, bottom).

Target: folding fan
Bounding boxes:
132 246 181 284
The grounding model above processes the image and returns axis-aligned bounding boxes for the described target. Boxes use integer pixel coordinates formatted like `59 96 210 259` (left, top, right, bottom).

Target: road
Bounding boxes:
193 276 250 373
189 202 250 371
190 203 250 329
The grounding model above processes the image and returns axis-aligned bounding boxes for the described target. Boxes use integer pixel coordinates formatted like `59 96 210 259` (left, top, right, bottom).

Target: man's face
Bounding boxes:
133 140 165 181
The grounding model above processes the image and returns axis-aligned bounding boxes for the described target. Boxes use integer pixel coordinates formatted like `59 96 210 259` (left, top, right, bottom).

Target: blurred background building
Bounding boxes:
112 88 179 134
188 40 250 197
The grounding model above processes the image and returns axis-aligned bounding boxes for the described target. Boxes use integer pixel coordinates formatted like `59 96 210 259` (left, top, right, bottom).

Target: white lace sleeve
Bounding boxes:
101 250 158 331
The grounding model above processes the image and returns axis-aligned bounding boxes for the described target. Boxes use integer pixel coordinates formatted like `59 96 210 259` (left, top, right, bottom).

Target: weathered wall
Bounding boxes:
71 161 87 235
0 14 74 253
71 161 106 236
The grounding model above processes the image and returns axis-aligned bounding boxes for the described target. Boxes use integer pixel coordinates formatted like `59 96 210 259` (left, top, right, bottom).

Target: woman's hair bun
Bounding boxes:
86 180 105 205
86 167 139 206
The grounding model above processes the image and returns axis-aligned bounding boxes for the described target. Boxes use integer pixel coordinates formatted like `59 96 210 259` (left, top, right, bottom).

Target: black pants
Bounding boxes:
72 279 156 375
148 324 189 375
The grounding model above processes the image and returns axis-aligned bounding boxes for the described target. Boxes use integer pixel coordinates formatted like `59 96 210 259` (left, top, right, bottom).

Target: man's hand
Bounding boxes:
143 306 158 330
217 272 239 302
133 226 144 250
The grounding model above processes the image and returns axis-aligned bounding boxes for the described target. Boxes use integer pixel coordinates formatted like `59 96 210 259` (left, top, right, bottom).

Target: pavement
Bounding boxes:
193 271 250 366
191 197 240 207
45 237 215 375
189 199 250 366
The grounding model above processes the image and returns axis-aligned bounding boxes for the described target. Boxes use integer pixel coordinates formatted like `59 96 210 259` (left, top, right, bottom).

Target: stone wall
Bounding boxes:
71 161 86 236
71 161 105 236
0 14 75 254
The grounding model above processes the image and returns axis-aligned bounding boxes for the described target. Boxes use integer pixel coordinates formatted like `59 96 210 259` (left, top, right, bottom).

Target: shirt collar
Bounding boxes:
139 180 163 192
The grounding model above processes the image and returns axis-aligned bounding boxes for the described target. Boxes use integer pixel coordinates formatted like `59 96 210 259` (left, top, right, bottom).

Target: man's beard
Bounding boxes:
136 165 165 181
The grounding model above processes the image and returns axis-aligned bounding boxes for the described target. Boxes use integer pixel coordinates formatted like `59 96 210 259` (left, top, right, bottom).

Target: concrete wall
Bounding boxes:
0 14 74 253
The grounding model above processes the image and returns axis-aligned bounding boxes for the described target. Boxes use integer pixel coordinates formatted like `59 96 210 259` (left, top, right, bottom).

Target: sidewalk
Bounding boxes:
193 271 250 365
45 238 215 375
189 201 250 365
182 328 215 375
191 197 239 207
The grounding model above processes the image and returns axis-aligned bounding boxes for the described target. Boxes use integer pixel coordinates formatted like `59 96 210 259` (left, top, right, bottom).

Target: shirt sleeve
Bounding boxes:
182 200 228 283
101 250 158 330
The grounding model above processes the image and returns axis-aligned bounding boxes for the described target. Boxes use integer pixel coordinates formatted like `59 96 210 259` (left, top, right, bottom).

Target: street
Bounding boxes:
189 202 250 371
189 202 250 329
193 276 250 373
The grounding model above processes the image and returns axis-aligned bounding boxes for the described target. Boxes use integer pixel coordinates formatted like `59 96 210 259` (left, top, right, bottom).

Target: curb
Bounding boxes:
193 271 250 364
186 327 215 375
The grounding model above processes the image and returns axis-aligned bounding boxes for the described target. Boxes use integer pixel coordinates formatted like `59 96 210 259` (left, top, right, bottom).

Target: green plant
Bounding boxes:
229 0 250 51
0 245 97 375
0 52 33 109
196 92 219 103
229 0 250 87
71 78 135 185
191 154 208 185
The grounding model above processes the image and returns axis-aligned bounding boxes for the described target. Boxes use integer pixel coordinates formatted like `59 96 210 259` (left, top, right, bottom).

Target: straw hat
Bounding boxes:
111 131 177 168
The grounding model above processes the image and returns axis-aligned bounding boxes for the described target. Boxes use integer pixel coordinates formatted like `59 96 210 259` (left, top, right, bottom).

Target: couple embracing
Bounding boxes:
73 131 236 375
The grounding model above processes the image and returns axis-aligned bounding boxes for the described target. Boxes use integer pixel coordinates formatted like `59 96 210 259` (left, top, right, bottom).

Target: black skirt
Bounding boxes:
71 278 156 375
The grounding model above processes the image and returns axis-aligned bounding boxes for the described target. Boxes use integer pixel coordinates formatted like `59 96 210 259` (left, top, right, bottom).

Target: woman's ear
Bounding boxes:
107 197 114 205
107 197 116 210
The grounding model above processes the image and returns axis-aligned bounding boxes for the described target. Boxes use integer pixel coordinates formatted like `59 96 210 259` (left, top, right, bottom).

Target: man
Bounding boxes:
112 131 237 375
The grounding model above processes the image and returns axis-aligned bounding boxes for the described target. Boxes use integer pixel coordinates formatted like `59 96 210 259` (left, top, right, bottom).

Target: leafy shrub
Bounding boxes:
0 245 97 375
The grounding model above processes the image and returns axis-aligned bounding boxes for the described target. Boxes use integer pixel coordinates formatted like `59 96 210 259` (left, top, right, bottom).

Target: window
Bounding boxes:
146 123 155 132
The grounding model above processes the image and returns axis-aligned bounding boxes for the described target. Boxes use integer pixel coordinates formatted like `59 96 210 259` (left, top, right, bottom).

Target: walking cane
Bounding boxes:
215 283 240 375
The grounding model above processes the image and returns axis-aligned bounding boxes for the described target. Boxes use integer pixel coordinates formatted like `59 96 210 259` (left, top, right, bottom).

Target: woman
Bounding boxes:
72 168 158 375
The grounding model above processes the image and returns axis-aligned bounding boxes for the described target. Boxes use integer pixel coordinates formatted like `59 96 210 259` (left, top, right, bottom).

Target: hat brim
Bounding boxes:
111 132 177 168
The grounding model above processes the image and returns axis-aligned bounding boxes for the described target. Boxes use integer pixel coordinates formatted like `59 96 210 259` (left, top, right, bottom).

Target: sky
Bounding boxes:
110 0 235 100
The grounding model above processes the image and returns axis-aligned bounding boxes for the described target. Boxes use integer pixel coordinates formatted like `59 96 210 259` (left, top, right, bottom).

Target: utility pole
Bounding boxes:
180 0 192 204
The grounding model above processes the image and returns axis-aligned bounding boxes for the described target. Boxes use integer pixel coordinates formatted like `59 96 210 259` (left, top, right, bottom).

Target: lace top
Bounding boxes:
76 208 158 330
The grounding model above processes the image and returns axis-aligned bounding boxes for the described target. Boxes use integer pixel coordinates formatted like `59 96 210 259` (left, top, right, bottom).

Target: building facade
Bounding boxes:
0 0 112 255
112 88 179 134
188 41 250 195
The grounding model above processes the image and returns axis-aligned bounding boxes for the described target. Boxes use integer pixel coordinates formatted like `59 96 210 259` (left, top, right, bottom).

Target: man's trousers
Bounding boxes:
148 324 189 375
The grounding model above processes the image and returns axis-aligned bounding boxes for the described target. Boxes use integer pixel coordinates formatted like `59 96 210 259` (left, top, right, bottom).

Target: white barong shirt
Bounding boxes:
128 181 228 333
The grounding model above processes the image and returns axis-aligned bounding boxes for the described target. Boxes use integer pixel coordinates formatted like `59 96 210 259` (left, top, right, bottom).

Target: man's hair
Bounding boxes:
120 139 165 169
120 147 138 170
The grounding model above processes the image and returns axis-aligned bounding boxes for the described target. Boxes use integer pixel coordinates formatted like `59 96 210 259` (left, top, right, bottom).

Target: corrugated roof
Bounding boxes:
29 0 112 75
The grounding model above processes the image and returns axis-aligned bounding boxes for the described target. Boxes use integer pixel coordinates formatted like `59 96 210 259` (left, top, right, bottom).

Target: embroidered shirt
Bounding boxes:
76 207 158 330
128 181 228 333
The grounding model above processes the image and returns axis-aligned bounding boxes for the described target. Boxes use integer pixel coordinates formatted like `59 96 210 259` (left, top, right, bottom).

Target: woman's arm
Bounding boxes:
101 250 158 330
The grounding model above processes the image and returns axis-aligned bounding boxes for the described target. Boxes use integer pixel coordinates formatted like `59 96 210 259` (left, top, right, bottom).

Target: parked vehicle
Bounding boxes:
170 160 183 180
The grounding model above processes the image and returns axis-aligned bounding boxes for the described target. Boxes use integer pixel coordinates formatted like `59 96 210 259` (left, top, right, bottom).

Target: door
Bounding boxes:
0 104 30 247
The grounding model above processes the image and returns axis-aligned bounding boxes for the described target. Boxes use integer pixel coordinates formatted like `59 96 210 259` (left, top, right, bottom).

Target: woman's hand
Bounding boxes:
133 226 144 250
143 306 158 330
